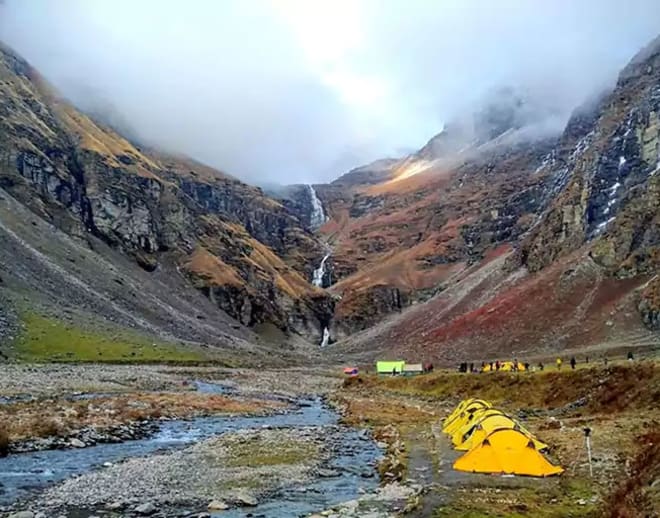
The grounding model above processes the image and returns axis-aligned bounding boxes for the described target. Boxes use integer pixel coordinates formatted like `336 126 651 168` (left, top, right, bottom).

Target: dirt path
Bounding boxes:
405 425 446 517
405 421 565 516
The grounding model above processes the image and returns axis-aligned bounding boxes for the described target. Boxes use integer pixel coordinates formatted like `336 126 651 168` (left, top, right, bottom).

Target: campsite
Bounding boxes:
336 357 660 517
443 398 560 475
1 6 660 513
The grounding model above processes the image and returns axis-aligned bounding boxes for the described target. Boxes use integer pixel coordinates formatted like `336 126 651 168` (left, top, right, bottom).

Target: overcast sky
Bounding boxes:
2 0 660 184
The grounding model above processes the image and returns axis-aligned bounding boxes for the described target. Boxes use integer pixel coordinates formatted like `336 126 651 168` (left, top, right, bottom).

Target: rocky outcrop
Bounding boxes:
520 43 660 274
334 285 408 336
270 183 332 236
639 276 660 330
514 38 660 329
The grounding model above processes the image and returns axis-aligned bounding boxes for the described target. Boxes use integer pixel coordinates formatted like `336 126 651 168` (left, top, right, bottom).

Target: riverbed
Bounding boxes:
0 382 382 517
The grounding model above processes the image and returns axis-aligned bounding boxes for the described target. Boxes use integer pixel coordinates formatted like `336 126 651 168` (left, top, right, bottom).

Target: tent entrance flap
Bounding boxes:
453 429 563 477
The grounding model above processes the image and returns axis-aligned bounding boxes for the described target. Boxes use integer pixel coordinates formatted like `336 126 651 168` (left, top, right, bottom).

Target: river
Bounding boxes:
0 383 381 517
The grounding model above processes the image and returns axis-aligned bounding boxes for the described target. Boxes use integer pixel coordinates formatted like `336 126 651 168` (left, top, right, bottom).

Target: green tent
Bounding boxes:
376 360 406 374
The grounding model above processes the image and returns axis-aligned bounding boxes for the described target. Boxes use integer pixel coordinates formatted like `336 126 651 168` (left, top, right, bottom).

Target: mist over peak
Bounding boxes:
1 0 660 185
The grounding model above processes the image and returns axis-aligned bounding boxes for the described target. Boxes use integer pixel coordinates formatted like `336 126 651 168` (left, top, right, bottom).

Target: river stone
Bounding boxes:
69 438 86 448
207 500 229 510
134 502 157 515
231 490 258 506
9 512 34 518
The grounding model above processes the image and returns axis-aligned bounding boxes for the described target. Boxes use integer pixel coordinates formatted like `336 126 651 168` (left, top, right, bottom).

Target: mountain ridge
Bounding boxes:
0 35 658 365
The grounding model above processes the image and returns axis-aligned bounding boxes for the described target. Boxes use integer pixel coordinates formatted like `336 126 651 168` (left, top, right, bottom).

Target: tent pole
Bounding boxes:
584 428 593 478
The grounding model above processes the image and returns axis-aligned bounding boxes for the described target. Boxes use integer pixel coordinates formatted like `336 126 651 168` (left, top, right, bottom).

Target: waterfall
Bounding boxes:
320 327 330 347
307 184 326 229
312 253 330 287
308 184 331 348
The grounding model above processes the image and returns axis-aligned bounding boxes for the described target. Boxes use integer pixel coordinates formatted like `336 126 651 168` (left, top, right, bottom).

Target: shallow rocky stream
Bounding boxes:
0 383 383 517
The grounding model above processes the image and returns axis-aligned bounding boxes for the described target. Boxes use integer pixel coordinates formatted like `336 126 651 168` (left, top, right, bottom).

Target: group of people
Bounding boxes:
556 351 635 369
554 356 584 370
460 351 637 374
457 360 530 373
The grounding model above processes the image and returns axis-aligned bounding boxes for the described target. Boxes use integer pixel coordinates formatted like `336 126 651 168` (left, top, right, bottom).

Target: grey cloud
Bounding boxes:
1 0 660 184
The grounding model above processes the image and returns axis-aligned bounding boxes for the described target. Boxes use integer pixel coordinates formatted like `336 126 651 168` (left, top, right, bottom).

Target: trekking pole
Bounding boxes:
583 427 593 477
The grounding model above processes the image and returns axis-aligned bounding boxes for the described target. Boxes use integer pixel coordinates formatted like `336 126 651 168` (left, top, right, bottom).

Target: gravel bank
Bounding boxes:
29 425 366 516
0 364 191 397
211 367 342 397
0 364 341 399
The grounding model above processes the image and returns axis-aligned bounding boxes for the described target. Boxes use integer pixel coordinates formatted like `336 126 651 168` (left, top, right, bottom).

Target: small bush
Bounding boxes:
342 375 364 388
33 418 63 438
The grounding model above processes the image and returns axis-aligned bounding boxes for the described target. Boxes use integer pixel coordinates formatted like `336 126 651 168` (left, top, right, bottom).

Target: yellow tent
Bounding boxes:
443 399 492 435
453 429 563 477
443 399 474 428
499 362 526 372
451 408 508 446
455 414 548 452
445 399 492 435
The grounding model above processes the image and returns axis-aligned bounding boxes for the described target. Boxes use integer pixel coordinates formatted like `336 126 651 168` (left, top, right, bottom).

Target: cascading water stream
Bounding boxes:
312 253 330 288
312 252 331 347
307 184 326 229
320 327 330 347
307 185 333 347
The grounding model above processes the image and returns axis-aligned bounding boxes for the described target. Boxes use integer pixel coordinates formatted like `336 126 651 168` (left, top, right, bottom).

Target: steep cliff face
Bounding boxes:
517 37 660 326
0 43 332 344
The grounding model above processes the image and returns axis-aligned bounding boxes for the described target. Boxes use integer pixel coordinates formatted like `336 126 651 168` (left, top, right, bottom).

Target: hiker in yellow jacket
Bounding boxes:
556 357 562 370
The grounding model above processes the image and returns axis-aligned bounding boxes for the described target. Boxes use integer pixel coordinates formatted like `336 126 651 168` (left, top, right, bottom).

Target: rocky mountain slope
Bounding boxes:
300 40 660 362
299 90 559 337
1 34 658 366
0 42 333 360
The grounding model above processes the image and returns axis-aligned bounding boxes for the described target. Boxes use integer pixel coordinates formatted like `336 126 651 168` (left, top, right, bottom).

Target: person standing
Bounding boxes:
556 357 562 370
570 357 576 370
